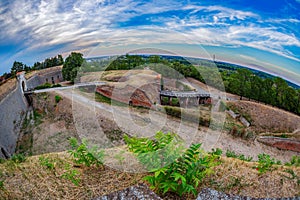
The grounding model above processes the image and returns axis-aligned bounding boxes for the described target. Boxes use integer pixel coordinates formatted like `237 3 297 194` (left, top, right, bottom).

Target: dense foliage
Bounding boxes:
124 131 184 170
68 137 104 167
62 52 84 82
10 55 64 77
124 132 220 197
32 55 64 70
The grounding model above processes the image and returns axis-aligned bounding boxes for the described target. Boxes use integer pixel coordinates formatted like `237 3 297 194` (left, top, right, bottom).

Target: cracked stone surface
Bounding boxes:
92 184 162 200
196 188 300 200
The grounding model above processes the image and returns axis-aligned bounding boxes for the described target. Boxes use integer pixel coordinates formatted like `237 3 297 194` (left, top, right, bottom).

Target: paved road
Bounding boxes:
24 81 106 94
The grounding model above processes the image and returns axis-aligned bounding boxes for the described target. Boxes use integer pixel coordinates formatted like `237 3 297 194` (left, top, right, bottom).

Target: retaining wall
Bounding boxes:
0 66 64 158
0 83 27 158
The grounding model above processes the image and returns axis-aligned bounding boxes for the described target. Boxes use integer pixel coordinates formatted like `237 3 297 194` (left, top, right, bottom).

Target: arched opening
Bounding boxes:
1 147 9 159
129 100 133 106
22 81 25 92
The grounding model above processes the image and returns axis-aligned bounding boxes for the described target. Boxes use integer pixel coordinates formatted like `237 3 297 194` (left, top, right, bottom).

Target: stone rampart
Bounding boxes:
0 66 64 158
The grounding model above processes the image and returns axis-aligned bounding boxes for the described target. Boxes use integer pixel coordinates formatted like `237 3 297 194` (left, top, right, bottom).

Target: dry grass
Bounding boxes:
0 151 299 200
227 101 300 133
203 157 300 198
0 152 147 200
0 78 17 102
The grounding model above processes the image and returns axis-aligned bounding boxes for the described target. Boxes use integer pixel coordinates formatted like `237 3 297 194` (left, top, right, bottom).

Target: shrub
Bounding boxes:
35 83 52 90
61 164 81 186
285 155 300 167
144 143 220 196
39 156 55 170
68 137 104 167
209 148 223 156
11 153 26 163
255 153 279 174
226 150 252 162
164 106 181 118
55 95 62 103
124 131 184 170
163 106 210 127
125 132 220 197
0 180 4 190
34 83 61 90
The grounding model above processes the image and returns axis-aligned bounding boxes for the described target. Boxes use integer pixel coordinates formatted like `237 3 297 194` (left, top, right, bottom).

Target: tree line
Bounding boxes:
224 68 300 114
90 54 300 115
1 54 64 81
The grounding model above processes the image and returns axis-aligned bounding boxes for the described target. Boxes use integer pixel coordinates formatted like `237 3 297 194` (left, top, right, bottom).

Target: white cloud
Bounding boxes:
0 0 299 67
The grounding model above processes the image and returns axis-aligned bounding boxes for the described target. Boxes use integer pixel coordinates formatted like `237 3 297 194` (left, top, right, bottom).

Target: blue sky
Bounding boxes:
0 0 300 84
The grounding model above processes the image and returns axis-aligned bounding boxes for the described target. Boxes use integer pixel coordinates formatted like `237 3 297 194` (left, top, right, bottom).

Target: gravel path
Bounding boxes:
55 88 299 163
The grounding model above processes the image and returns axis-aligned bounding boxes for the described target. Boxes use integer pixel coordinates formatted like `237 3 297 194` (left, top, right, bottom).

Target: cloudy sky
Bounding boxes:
0 0 300 84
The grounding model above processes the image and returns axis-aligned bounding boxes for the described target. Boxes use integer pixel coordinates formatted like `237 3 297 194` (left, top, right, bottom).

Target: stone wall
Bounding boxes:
0 83 27 158
0 66 64 158
27 69 63 90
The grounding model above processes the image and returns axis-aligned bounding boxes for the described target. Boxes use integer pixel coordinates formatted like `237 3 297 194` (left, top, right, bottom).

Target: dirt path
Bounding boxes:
55 89 299 163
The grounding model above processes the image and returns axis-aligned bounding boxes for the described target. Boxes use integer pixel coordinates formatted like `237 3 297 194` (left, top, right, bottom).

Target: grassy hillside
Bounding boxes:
0 146 299 199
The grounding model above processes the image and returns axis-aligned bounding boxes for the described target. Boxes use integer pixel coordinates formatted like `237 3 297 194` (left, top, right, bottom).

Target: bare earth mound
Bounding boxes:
227 100 300 134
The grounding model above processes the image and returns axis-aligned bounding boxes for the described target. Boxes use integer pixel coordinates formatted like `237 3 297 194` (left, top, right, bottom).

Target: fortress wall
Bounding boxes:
0 83 27 158
0 66 64 158
27 75 43 90
27 69 63 90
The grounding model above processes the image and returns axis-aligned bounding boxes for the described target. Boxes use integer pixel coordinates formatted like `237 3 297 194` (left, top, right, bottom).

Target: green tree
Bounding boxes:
11 61 24 76
250 75 263 102
62 52 84 82
149 55 161 63
261 78 275 105
57 54 64 65
273 77 288 108
284 87 297 112
229 68 252 100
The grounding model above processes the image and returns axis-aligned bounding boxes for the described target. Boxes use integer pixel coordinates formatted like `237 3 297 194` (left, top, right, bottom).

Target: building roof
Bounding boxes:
160 89 210 98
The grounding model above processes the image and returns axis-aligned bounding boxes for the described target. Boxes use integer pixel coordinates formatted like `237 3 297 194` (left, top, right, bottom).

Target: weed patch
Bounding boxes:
68 138 104 167
61 164 81 186
255 153 280 174
55 95 62 103
11 153 26 163
226 150 253 162
125 131 221 197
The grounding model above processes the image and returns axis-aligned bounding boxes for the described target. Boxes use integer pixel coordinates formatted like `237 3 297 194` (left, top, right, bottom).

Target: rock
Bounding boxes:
93 184 162 200
257 136 300 152
196 188 300 200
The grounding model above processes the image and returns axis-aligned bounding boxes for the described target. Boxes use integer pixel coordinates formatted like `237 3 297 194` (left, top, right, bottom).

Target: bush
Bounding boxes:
125 132 220 197
124 131 184 170
39 156 55 170
255 153 280 174
226 150 252 162
0 180 4 190
209 148 223 156
61 164 81 186
35 83 52 90
11 153 26 163
163 106 210 127
68 138 104 167
144 143 220 196
285 155 300 167
164 106 181 118
55 95 62 103
34 83 61 90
